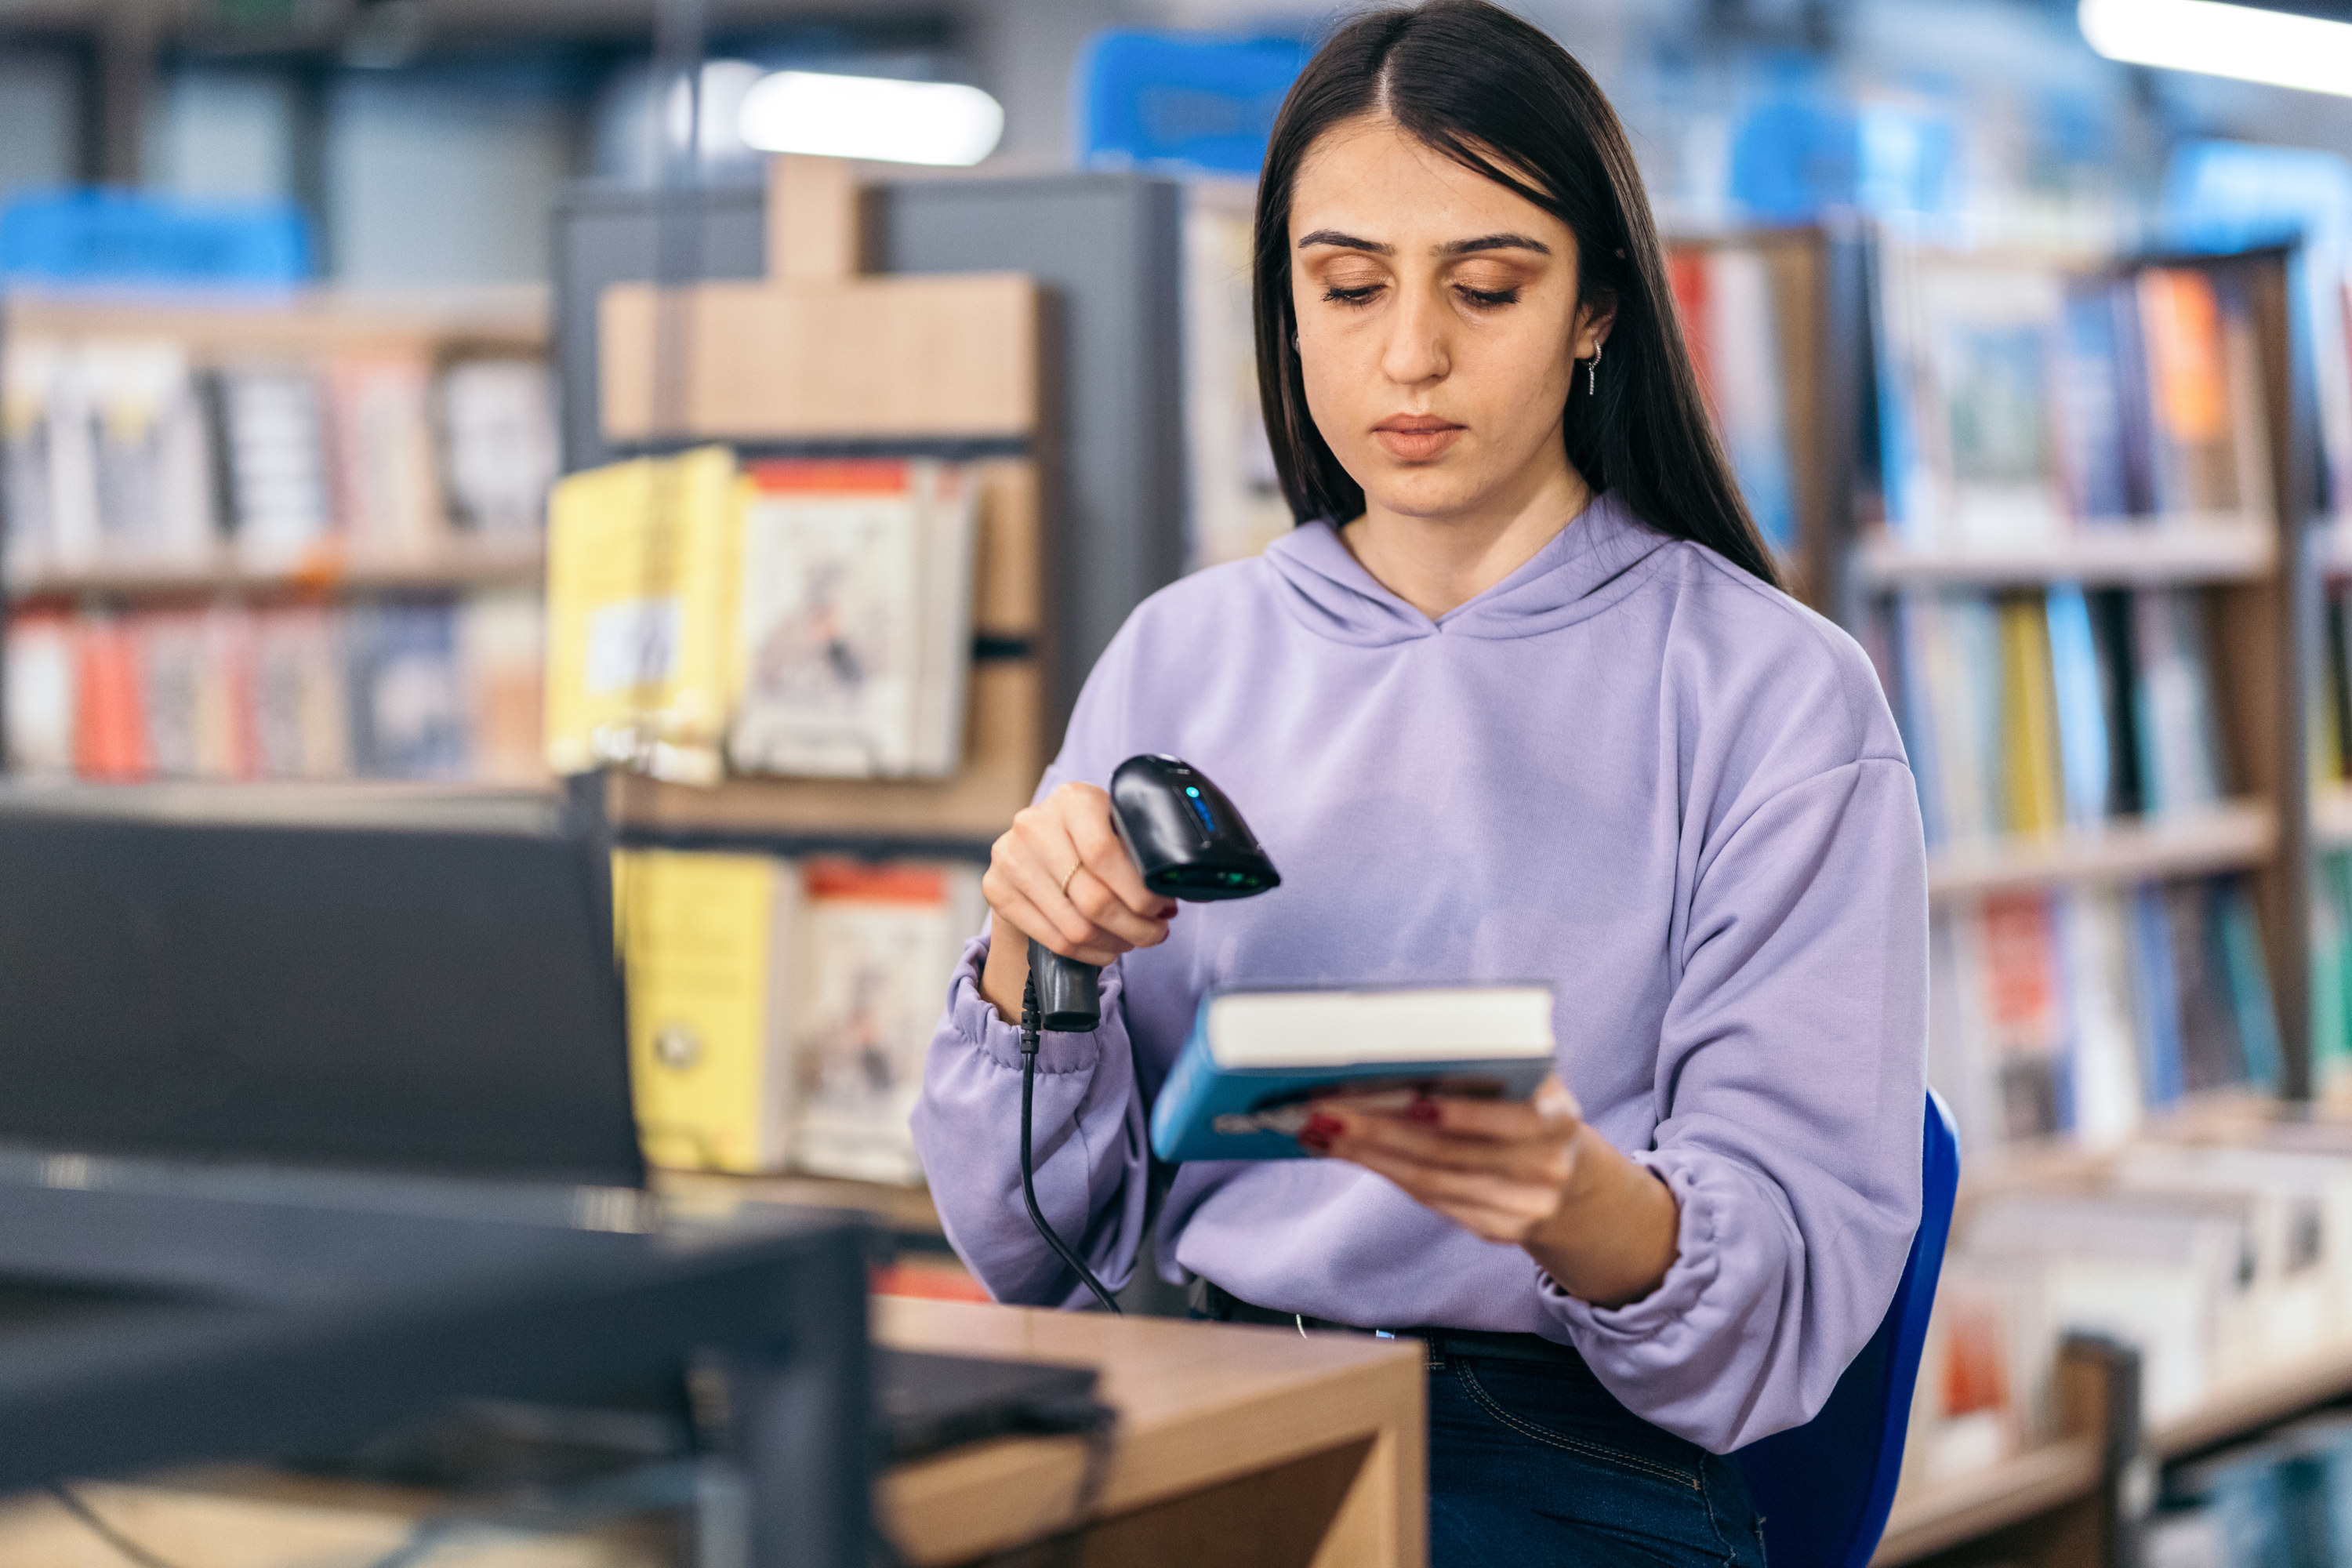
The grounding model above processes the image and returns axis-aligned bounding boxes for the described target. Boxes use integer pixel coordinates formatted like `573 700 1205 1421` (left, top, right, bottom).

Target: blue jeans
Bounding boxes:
1428 1343 1769 1566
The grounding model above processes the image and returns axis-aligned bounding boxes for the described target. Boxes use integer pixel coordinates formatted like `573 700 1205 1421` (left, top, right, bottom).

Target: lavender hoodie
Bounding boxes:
912 492 1927 1454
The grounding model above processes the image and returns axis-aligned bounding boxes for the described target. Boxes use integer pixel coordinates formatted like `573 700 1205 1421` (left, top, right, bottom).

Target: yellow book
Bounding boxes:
614 848 800 1174
1998 595 2064 838
543 445 744 783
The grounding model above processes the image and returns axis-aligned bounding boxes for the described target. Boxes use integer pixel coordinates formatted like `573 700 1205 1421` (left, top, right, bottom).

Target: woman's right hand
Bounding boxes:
978 782 1177 1021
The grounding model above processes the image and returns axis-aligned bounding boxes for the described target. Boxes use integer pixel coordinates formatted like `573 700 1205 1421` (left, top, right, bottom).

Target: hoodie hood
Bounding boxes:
1261 488 1672 648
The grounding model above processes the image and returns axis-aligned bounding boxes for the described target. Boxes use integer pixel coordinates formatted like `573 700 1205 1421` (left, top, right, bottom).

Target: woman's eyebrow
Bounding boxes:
1443 233 1552 256
1297 229 1393 254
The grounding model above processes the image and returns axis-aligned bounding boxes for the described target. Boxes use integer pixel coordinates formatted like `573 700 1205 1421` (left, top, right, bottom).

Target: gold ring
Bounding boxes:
1060 862 1083 898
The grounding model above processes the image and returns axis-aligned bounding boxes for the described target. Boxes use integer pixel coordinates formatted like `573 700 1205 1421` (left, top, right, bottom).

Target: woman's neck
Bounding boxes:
1339 456 1594 622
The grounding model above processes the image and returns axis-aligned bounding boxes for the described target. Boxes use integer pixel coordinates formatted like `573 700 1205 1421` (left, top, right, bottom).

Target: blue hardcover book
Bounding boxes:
2045 583 2111 829
1149 984 1556 1164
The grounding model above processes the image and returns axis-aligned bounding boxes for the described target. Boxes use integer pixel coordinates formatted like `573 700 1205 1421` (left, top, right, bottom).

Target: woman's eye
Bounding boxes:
1457 285 1520 309
1321 283 1383 306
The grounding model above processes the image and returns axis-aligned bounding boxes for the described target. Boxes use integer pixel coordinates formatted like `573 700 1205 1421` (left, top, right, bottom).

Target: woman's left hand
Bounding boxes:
1301 1073 1682 1309
1300 1076 1586 1244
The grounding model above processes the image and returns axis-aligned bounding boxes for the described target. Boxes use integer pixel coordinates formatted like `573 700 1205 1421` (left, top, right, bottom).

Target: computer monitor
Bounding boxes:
0 782 644 1190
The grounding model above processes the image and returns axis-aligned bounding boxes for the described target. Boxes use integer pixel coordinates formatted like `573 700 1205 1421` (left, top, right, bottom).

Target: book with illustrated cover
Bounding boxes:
84 338 215 568
327 352 446 560
2138 267 2270 526
543 446 743 783
615 848 803 1174
347 600 469 780
1974 892 2069 1141
249 604 351 780
729 459 978 780
791 861 985 1185
213 362 335 571
437 356 557 535
1875 251 2068 551
1149 984 1556 1163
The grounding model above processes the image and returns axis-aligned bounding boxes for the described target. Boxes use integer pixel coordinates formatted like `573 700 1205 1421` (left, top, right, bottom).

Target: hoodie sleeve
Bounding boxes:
1537 756 1929 1453
908 627 1154 1308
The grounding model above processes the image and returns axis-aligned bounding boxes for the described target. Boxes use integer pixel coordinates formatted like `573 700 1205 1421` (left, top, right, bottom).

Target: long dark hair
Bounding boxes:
1252 0 1779 588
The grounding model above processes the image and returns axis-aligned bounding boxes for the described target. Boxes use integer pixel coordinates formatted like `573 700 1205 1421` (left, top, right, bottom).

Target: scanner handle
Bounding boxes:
1028 939 1103 1033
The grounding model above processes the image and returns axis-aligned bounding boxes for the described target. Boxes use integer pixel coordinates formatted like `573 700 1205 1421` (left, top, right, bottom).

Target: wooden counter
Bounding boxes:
877 1298 1427 1568
0 1299 1425 1568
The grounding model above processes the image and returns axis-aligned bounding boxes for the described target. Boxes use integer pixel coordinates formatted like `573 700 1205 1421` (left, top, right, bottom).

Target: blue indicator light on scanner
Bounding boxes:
1185 786 1200 797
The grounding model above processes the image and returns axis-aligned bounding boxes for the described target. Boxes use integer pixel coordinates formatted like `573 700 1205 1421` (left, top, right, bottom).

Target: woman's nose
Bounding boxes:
1378 282 1452 387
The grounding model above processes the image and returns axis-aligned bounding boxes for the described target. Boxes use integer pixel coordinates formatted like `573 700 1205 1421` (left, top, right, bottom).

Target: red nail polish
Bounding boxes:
1299 1130 1332 1155
1407 1098 1441 1124
1302 1113 1342 1142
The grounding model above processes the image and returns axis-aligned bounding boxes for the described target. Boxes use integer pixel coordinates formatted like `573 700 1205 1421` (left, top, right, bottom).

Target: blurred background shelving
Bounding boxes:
3 0 2352 1561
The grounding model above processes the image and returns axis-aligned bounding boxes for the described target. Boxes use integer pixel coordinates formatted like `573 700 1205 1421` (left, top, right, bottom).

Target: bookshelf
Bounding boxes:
1824 238 2352 1566
0 283 556 788
1665 223 1867 619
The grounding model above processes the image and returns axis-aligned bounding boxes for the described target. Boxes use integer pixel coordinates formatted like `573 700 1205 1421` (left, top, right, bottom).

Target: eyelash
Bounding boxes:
1317 283 1521 309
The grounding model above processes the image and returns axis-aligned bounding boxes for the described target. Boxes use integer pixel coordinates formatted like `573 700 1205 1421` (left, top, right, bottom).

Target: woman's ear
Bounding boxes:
1575 292 1619 360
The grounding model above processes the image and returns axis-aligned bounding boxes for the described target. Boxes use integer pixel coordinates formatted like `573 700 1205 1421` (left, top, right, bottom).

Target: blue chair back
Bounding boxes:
1733 1091 1961 1568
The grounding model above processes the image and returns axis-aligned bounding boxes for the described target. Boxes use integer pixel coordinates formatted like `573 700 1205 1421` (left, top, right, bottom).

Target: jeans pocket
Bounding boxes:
1450 1358 1704 1492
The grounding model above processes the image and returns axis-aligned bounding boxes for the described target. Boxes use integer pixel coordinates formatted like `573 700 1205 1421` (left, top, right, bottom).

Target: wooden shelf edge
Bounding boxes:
1926 800 2275 898
2148 1337 2352 1461
655 1167 944 1236
1870 1436 2104 1566
6 539 546 601
1857 524 2274 587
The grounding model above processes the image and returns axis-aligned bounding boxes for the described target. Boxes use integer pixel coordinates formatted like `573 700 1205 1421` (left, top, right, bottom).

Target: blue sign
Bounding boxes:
1076 30 1308 177
0 188 312 286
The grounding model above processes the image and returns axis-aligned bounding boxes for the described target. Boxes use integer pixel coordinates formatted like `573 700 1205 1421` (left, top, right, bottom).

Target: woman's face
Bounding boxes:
1289 115 1603 523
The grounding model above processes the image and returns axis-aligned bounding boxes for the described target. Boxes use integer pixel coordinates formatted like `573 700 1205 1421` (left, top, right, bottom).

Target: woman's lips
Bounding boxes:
1371 417 1465 463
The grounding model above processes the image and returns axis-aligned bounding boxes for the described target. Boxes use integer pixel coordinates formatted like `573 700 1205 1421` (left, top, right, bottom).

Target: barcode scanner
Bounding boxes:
1017 754 1280 1311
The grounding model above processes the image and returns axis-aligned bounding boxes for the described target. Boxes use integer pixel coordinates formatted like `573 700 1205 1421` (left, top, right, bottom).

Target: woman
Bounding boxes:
915 2 1926 1561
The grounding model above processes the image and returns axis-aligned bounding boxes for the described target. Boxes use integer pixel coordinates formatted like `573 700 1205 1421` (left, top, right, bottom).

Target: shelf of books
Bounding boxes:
543 157 1048 1234
1664 224 1860 615
1840 236 2352 1565
0 283 557 786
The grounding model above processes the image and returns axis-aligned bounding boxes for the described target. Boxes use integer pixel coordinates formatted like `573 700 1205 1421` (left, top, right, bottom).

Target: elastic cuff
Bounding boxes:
951 933 1115 1075
1535 1153 1721 1341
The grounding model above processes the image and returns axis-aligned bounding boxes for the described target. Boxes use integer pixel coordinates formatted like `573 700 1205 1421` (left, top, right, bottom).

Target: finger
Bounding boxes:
982 866 1124 967
1065 865 1172 950
1403 1089 1581 1145
1066 801 1176 920
1004 818 1135 956
1338 1145 1563 1234
1320 1106 1573 1181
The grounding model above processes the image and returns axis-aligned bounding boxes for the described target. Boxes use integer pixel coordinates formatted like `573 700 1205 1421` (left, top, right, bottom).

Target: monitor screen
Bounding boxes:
0 784 643 1189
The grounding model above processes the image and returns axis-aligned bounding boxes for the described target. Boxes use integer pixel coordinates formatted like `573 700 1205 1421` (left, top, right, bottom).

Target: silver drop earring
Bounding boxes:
1585 339 1603 396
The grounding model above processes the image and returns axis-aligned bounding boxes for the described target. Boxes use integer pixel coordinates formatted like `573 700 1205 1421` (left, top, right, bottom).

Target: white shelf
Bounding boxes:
1926 800 2274 899
5 535 546 601
1859 524 2274 588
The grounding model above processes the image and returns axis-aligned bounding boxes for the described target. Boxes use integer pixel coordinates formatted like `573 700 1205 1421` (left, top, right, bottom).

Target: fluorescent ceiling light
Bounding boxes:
738 71 1004 167
2080 0 2352 99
